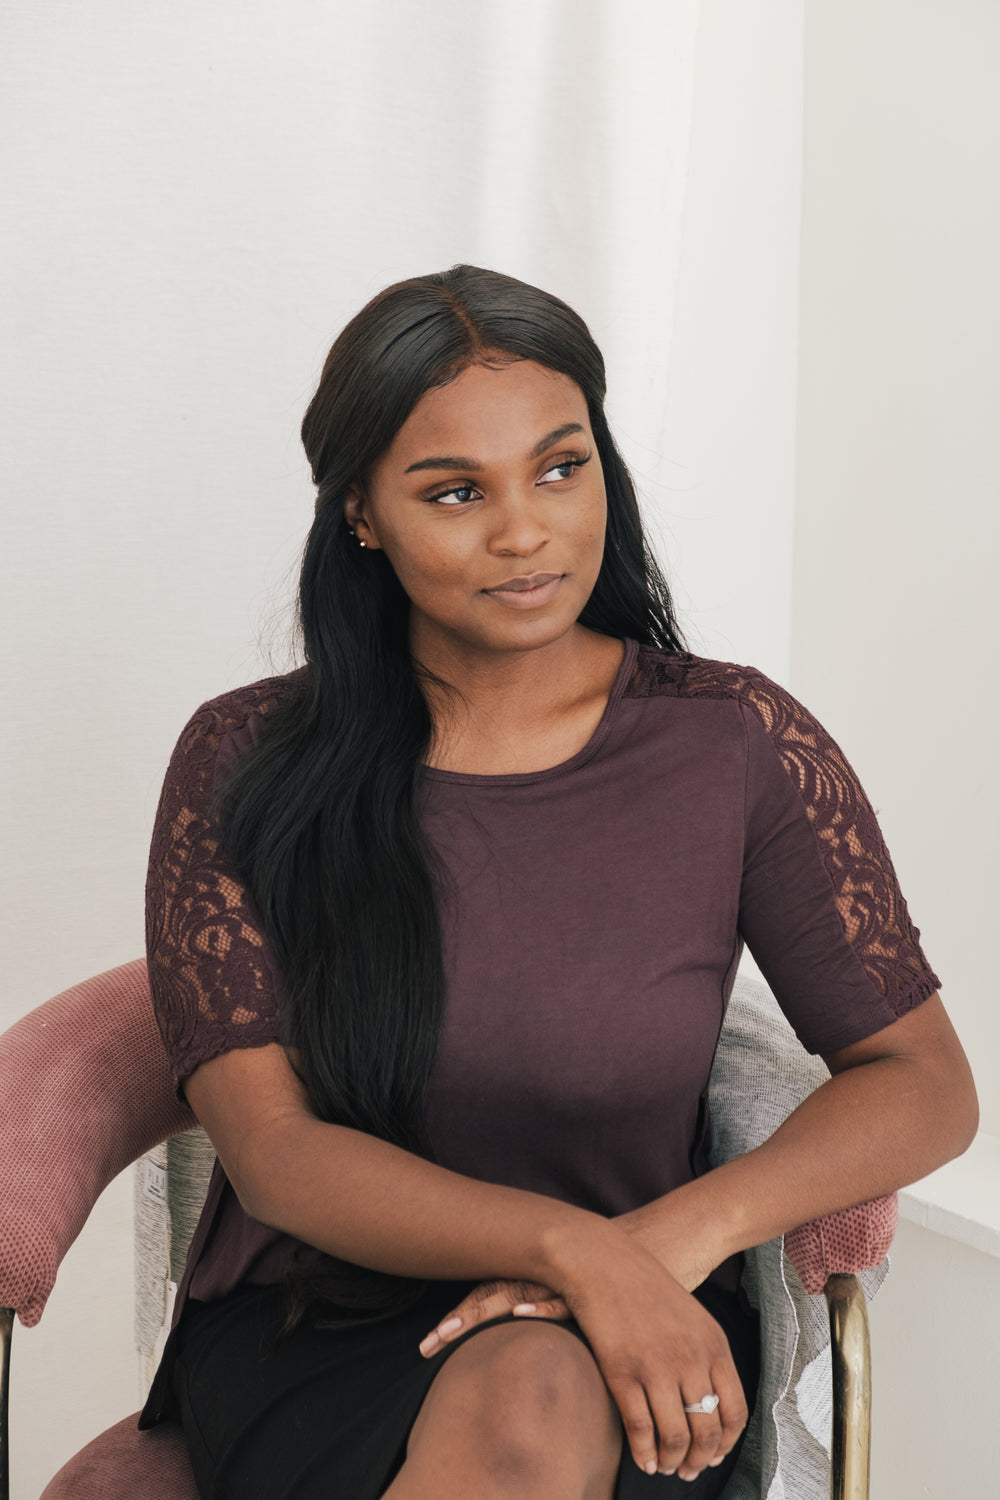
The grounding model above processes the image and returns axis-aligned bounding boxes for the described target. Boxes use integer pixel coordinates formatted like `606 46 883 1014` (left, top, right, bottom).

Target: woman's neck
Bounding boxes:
416 627 626 776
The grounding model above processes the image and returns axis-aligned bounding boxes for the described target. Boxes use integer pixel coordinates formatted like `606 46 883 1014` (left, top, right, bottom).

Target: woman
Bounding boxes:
142 265 977 1499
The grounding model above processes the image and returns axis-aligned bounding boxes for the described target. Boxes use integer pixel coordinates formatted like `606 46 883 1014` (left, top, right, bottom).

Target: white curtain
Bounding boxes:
2 9 703 1488
1 0 702 999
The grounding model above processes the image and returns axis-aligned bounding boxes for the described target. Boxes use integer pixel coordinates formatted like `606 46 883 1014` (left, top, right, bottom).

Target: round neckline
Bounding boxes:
421 638 638 787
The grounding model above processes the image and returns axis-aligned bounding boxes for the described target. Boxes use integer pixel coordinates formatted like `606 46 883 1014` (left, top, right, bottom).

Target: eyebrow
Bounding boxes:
403 422 586 474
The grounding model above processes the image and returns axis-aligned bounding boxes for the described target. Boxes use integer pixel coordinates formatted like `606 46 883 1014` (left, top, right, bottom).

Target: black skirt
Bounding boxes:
172 1276 760 1500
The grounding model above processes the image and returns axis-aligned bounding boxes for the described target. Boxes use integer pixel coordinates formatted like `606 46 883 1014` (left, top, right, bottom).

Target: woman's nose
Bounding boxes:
487 488 550 556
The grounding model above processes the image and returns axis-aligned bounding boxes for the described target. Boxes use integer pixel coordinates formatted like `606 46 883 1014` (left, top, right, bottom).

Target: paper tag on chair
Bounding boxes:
141 1157 168 1205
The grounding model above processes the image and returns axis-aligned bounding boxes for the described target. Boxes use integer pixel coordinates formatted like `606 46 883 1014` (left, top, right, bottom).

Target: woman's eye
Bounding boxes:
538 455 589 485
427 484 478 506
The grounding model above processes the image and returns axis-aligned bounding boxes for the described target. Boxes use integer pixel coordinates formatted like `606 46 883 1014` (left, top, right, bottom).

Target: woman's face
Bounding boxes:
344 359 608 666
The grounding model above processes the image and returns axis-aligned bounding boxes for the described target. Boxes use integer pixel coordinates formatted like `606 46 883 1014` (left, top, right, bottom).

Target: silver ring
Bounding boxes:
683 1393 720 1415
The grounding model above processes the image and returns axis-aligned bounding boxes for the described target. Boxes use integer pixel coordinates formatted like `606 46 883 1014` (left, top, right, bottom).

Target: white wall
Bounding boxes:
869 1221 1000 1495
1 4 806 1496
794 0 1000 1135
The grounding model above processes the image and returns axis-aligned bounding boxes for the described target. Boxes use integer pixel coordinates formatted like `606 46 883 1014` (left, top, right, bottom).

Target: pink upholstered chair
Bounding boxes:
0 964 896 1500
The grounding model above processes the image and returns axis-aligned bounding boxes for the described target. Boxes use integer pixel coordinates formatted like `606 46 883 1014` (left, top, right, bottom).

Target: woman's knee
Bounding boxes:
415 1320 619 1474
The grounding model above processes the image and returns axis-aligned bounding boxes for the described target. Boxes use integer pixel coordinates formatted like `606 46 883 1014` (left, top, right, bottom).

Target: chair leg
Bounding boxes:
825 1273 871 1500
0 1305 12 1500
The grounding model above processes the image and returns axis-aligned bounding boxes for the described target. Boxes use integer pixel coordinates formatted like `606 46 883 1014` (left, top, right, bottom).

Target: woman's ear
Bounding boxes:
343 485 380 550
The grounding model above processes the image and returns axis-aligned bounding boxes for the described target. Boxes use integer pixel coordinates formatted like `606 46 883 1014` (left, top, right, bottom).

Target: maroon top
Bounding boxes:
141 641 939 1422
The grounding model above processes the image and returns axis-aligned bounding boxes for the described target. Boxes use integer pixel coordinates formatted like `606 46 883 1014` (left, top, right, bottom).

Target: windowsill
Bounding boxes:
898 1132 1000 1260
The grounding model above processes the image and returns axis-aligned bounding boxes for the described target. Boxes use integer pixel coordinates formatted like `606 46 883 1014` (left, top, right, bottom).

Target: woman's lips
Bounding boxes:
482 573 564 609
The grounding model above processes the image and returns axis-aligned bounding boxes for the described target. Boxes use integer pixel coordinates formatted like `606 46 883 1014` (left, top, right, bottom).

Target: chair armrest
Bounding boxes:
0 960 194 1327
784 1194 898 1294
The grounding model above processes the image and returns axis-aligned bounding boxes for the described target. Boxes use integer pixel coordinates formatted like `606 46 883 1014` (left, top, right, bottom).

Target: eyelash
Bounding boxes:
424 453 591 506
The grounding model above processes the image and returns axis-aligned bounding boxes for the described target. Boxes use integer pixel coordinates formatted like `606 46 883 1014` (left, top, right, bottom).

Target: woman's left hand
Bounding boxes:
419 1278 571 1356
418 1196 721 1357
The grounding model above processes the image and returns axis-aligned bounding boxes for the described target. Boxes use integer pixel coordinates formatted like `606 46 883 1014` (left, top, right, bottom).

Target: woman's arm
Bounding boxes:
186 1040 608 1283
422 991 976 1338
617 991 978 1288
626 669 979 1283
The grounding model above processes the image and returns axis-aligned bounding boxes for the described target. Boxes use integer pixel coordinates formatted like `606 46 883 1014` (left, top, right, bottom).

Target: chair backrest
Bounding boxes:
135 1127 215 1386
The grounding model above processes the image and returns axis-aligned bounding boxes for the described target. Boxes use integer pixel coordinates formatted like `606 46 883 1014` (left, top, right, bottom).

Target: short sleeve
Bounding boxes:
145 692 285 1089
735 673 941 1055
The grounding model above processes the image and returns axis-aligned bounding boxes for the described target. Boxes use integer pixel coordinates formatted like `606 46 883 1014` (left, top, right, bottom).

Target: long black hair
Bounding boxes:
220 265 684 1318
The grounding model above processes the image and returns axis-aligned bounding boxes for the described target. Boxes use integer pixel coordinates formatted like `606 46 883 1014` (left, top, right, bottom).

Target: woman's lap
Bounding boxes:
172 1278 759 1500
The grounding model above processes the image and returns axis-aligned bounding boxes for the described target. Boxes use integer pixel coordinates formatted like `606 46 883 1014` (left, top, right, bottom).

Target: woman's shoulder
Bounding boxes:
163 667 311 792
628 645 832 763
176 665 311 747
629 644 787 710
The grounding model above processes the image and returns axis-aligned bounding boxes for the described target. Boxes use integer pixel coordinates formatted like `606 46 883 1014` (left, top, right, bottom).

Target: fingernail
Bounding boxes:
644 1459 657 1475
418 1332 440 1355
659 1467 677 1477
512 1303 537 1314
709 1455 726 1466
438 1317 463 1337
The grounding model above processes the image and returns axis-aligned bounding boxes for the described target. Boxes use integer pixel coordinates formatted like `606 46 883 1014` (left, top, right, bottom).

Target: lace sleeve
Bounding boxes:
145 690 285 1088
724 666 941 1052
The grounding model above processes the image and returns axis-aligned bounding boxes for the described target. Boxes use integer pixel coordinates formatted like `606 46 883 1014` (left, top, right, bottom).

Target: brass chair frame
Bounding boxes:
0 1306 11 1500
827 1273 873 1500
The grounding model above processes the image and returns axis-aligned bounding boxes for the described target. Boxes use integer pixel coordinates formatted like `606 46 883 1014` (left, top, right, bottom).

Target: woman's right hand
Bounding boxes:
543 1220 748 1482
